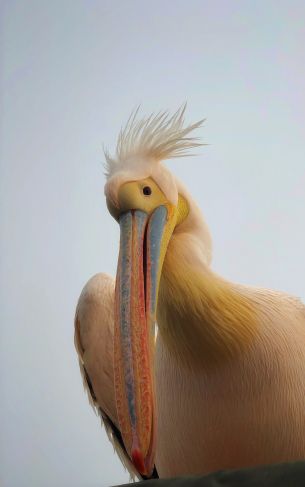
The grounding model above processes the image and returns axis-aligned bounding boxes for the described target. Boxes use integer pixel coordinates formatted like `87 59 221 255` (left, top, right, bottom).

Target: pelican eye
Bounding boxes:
143 186 152 196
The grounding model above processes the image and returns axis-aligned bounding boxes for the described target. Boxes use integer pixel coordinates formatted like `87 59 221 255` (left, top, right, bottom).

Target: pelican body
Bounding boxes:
75 107 305 479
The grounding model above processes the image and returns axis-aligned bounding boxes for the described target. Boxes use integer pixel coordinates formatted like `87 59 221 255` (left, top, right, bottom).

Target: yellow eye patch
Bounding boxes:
108 176 189 229
118 178 169 215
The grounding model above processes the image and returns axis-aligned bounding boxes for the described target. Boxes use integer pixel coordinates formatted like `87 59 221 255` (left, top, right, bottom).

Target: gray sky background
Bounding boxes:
1 1 305 486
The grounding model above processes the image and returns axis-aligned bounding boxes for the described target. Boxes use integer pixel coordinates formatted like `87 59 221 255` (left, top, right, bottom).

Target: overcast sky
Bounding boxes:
1 1 305 486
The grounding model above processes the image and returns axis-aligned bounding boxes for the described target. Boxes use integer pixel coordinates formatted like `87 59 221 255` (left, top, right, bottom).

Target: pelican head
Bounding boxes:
104 106 209 476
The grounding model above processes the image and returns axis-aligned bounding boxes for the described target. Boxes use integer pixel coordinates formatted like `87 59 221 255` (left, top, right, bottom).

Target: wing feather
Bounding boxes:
74 273 139 481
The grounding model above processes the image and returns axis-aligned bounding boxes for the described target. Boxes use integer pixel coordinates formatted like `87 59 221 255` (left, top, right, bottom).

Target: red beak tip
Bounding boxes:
131 447 146 476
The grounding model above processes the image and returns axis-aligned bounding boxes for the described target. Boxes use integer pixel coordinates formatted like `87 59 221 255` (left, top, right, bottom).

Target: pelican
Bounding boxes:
74 106 305 480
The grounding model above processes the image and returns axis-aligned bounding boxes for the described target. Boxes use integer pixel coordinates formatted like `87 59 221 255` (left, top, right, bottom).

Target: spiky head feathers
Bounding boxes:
104 105 204 207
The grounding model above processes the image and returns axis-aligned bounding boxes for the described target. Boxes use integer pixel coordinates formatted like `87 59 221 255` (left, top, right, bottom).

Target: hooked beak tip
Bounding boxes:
131 447 146 476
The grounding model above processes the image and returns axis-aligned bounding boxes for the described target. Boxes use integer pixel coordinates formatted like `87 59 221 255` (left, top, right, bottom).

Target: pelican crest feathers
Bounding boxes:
104 104 205 177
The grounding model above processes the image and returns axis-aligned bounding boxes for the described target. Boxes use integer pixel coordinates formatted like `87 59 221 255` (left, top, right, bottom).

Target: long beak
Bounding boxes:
114 206 168 477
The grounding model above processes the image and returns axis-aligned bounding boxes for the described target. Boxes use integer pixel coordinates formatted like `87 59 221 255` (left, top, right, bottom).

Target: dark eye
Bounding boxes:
143 186 152 196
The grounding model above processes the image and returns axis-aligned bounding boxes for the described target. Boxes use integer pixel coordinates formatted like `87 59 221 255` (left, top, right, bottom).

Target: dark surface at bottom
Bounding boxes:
113 461 305 487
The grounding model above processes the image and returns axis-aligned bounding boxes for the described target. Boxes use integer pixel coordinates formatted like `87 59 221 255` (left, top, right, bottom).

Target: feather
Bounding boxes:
74 309 140 481
104 104 205 178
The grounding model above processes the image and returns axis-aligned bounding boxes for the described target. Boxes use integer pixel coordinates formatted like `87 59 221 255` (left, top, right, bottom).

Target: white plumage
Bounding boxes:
75 107 305 479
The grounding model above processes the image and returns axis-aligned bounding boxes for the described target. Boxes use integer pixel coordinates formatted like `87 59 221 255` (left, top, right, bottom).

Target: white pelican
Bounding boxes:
75 106 305 480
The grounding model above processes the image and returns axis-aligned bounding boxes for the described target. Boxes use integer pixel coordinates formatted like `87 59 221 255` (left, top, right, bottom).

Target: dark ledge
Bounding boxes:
113 461 305 487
